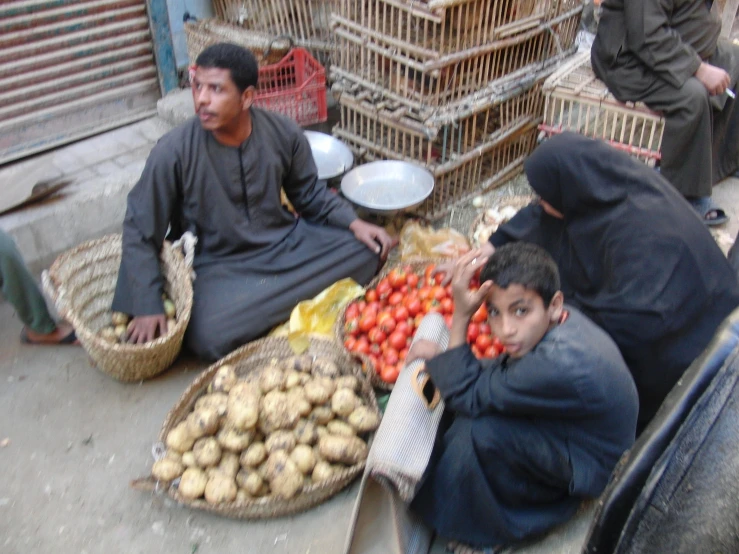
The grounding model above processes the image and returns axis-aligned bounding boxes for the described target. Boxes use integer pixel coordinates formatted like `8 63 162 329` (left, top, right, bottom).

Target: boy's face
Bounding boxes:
485 283 563 359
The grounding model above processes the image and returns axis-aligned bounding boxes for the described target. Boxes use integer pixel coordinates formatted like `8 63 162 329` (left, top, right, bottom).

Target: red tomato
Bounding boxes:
368 328 386 344
388 292 404 307
359 313 376 333
345 318 360 337
484 345 501 359
440 297 454 314
365 289 378 303
405 298 422 317
365 301 381 315
387 268 407 289
475 334 493 352
380 363 400 384
471 345 482 358
406 273 420 289
424 264 436 285
388 331 408 351
418 286 433 301
376 279 392 300
399 347 409 361
471 304 488 323
393 306 410 322
432 286 447 301
355 337 370 355
344 337 357 351
378 315 396 334
400 285 409 295
384 348 400 366
357 300 367 312
345 302 360 321
479 323 492 336
467 323 480 343
443 314 453 328
433 272 445 285
395 320 412 337
424 299 442 314
414 313 426 328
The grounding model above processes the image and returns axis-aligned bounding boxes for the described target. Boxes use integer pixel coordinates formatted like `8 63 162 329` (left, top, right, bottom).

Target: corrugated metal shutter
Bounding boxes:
0 0 161 164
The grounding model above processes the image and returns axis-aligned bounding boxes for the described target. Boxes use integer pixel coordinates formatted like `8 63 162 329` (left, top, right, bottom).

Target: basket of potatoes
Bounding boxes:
42 234 193 382
131 334 381 519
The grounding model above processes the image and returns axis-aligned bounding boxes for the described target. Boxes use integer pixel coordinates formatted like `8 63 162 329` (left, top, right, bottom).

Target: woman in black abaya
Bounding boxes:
486 132 739 429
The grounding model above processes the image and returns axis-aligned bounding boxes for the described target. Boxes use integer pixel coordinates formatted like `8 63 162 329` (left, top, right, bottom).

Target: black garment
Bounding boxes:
410 307 638 549
489 132 739 428
113 108 379 360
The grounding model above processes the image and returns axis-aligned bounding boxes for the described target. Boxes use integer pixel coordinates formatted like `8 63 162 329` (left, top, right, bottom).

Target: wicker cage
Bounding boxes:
334 0 582 57
540 51 665 166
43 234 193 382
184 19 292 66
468 195 535 247
131 334 379 519
330 4 582 112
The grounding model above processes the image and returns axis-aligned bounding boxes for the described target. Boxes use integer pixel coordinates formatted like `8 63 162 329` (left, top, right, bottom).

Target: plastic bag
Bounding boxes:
270 278 365 353
399 221 470 262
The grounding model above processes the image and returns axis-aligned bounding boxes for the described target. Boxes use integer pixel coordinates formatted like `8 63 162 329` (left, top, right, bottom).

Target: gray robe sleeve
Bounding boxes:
625 0 702 88
282 132 358 229
111 141 181 316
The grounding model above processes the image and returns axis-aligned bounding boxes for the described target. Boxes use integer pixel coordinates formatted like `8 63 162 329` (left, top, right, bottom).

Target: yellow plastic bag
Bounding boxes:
270 278 366 353
399 221 470 262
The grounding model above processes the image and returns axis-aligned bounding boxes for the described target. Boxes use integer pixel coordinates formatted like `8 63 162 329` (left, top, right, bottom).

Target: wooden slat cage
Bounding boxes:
334 0 582 57
330 5 582 114
540 51 664 165
185 20 293 66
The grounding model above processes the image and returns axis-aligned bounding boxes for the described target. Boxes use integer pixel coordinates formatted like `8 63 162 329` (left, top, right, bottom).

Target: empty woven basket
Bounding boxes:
43 234 193 382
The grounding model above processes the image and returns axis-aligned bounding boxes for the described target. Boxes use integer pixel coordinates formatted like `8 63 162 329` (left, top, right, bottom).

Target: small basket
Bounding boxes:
255 47 328 127
468 195 535 247
334 258 448 391
43 234 193 383
131 334 378 519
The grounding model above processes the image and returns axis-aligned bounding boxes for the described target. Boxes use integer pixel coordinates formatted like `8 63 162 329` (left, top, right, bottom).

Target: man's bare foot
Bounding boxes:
21 322 79 345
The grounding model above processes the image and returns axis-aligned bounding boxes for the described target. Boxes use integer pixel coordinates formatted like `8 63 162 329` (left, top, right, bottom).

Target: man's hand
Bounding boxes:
432 242 495 286
695 62 730 96
349 219 398 261
126 314 168 344
406 339 443 365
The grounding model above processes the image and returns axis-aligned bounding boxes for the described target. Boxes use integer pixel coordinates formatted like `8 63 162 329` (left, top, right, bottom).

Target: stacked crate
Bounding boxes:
330 0 584 218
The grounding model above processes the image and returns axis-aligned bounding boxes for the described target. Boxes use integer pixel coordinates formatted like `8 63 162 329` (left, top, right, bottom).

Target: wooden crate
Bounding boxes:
335 120 540 220
334 0 582 56
330 5 582 114
540 51 664 166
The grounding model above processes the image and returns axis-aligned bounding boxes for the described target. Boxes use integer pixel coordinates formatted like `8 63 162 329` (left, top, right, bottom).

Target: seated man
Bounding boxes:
591 0 739 225
406 244 639 552
112 42 394 360
1 229 77 345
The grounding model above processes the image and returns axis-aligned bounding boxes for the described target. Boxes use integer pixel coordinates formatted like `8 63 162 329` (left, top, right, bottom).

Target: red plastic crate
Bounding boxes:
254 47 327 127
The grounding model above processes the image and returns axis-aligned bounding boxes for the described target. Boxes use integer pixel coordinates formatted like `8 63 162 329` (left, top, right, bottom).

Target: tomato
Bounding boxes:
432 286 447 301
368 328 387 344
444 314 454 328
406 273 420 289
344 337 357 351
388 292 404 307
355 337 370 355
400 285 409 295
387 268 407 289
395 320 412 337
433 272 445 285
399 347 409 361
424 299 442 314
493 336 505 353
475 334 493 352
467 323 480 343
405 298 422 317
376 279 392 300
345 318 360 337
378 314 396 334
418 286 433 301
471 304 488 323
393 305 410 322
479 323 492 336
365 301 381 316
414 313 426 328
471 345 482 358
440 297 454 314
424 264 436 285
365 289 378 303
357 300 367 312
384 348 400 366
380 363 400 384
345 302 360 321
388 331 408 351
484 345 501 359
359 313 376 333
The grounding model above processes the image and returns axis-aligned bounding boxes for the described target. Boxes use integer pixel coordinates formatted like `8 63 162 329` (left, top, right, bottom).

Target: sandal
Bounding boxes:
688 196 729 226
20 327 78 345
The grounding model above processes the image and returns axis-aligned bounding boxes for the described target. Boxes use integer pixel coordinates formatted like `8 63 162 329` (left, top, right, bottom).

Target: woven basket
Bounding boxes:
42 234 193 382
334 258 448 391
131 334 378 519
468 194 535 247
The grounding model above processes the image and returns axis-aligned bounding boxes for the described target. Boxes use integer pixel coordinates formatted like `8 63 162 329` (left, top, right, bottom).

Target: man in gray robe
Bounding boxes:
591 0 739 225
112 43 395 360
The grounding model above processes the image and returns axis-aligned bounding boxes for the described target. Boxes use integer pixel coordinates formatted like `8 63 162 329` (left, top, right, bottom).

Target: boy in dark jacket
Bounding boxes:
408 243 639 551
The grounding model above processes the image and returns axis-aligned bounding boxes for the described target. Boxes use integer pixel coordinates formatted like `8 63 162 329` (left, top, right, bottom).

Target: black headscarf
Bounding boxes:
490 132 739 426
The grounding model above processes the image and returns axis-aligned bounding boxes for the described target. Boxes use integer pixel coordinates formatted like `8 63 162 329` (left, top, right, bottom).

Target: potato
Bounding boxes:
315 425 329 439
283 354 313 373
311 461 335 483
259 365 286 393
311 358 339 378
166 422 195 453
290 444 317 475
186 408 220 439
218 451 240 478
166 318 177 334
217 427 253 452
304 378 336 405
294 420 318 445
285 388 312 417
226 395 259 431
309 405 334 425
265 430 296 454
348 406 380 433
327 420 356 437
204 472 237 504
165 450 182 463
99 326 118 343
195 393 228 417
240 442 267 468
178 467 208 500
331 389 360 418
152 458 184 482
111 311 129 326
335 375 360 392
260 390 299 433
229 381 261 399
236 468 263 496
114 324 128 340
284 370 302 389
210 364 237 393
265 451 303 499
318 435 368 465
163 298 177 319
193 437 222 467
181 451 197 467
236 489 250 503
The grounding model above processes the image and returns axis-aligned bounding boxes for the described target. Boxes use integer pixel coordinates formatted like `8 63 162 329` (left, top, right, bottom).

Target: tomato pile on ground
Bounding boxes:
342 264 504 385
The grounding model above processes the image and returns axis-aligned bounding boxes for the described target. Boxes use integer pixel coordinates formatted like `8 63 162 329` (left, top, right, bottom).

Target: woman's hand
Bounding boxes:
349 219 398 261
432 242 495 286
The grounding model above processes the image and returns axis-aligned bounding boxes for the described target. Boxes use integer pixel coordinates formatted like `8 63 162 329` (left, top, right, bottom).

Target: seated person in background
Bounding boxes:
591 0 739 224
1 229 77 345
407 243 639 552
112 42 395 360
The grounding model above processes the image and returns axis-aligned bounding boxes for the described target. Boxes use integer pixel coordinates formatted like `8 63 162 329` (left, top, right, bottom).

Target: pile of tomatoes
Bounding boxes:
342 263 504 384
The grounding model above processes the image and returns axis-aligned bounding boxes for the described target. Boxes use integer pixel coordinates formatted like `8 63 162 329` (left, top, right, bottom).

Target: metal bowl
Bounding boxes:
340 160 435 215
304 131 354 180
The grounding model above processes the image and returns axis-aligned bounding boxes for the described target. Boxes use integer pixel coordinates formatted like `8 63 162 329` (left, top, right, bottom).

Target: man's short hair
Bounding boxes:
480 242 560 306
195 42 259 92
